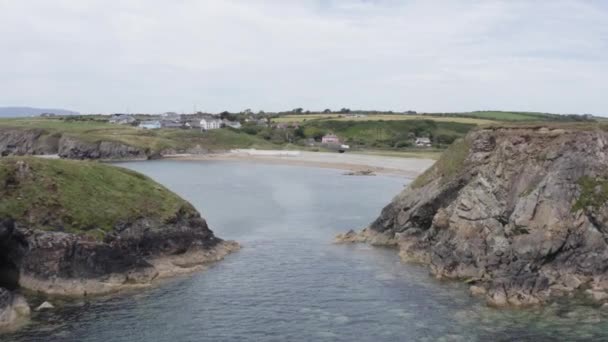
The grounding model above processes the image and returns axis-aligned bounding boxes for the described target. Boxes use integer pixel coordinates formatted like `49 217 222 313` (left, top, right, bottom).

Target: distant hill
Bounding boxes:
0 107 79 118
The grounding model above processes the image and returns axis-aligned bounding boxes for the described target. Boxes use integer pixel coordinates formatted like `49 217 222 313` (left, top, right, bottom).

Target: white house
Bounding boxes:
139 120 162 130
200 118 222 131
321 133 341 144
109 114 135 125
222 119 242 129
415 137 432 147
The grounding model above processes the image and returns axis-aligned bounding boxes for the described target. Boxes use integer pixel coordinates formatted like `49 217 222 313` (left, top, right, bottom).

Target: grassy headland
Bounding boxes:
0 117 276 154
0 157 196 238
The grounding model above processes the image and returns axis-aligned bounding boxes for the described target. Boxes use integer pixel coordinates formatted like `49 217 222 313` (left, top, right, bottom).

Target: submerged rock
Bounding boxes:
342 124 608 306
343 169 376 176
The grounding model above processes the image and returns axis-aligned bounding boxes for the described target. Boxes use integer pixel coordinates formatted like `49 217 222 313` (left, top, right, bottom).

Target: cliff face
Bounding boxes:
0 128 149 160
0 129 60 156
0 158 238 299
341 125 608 306
57 136 149 160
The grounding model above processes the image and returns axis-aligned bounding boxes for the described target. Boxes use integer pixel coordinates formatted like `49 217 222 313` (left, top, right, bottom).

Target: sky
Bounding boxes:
1 0 607 115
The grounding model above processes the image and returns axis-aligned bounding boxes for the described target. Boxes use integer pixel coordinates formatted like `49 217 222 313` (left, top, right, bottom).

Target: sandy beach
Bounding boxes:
165 149 436 177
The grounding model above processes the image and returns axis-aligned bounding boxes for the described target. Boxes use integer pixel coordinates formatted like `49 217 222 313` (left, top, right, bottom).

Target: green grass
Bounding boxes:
427 110 595 123
0 157 195 238
0 118 277 153
302 119 475 149
273 114 495 125
573 176 608 212
272 110 592 125
411 138 471 189
460 111 550 121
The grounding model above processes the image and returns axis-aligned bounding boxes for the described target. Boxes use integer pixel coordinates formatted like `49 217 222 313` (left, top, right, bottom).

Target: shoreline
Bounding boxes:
18 240 240 297
164 150 436 177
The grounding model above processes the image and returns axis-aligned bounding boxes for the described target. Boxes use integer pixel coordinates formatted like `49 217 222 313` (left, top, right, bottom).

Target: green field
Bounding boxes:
301 119 475 149
273 110 591 124
273 114 495 125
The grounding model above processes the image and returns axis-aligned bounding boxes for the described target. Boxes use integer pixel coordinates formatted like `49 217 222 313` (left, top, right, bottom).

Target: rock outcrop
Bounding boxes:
0 129 60 156
0 128 149 160
57 136 149 160
339 124 608 306
0 288 29 330
0 157 238 297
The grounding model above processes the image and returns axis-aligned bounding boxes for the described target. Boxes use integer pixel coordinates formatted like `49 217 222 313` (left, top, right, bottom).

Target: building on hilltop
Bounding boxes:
109 114 135 125
200 117 222 131
222 119 242 129
139 120 161 130
415 137 432 147
321 133 341 144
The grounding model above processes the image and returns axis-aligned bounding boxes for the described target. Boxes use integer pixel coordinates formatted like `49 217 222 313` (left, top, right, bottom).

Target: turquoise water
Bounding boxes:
5 161 608 341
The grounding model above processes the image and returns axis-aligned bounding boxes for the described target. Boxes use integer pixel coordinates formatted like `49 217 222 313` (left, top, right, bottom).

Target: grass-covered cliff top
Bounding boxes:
0 157 195 238
0 118 275 153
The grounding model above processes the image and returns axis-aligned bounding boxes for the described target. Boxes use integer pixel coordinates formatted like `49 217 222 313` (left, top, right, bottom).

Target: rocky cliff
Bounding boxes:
338 124 608 306
0 128 150 160
0 157 238 327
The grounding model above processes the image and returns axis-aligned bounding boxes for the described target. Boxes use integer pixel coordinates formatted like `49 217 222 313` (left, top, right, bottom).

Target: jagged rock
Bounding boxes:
345 125 608 306
57 136 149 160
0 128 150 160
35 301 54 311
0 129 59 156
0 288 30 328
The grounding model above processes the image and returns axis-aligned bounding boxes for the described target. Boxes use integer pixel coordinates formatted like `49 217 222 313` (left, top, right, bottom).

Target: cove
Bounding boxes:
5 160 608 341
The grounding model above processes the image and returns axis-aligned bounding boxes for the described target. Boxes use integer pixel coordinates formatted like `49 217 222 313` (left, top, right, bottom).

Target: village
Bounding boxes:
104 111 437 152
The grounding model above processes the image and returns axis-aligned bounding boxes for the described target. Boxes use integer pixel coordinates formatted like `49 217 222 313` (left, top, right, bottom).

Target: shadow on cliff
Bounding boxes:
0 219 26 291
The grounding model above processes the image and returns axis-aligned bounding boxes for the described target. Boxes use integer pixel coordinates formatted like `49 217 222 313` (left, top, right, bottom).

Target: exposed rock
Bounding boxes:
341 125 608 306
334 228 397 246
57 136 149 160
0 288 30 329
343 169 376 176
469 285 487 296
35 301 54 311
0 128 150 160
0 129 59 156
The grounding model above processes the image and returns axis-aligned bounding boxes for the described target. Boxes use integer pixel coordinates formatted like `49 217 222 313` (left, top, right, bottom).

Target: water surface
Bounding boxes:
5 161 608 341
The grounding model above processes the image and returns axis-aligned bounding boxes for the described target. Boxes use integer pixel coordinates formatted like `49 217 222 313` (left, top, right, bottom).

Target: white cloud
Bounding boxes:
0 0 606 114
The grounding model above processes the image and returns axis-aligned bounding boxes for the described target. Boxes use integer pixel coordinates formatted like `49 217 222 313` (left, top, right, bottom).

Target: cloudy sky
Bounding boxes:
1 0 607 114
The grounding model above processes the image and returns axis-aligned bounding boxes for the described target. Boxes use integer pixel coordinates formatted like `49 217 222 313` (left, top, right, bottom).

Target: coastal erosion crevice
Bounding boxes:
0 220 30 330
337 125 608 307
0 220 25 291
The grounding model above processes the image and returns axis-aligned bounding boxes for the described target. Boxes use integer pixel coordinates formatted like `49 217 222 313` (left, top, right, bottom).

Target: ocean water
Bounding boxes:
5 160 608 341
